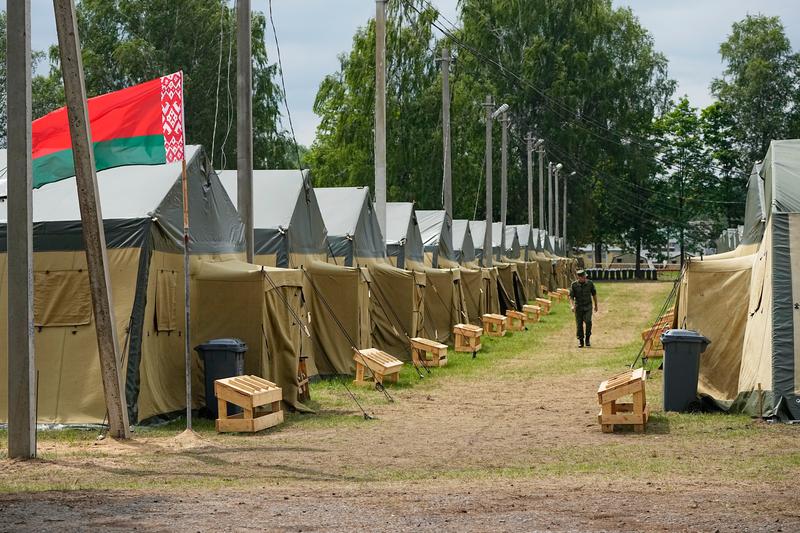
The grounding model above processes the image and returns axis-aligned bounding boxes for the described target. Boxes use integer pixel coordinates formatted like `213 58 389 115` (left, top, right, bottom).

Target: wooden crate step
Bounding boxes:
353 348 403 387
410 337 448 367
522 304 541 323
597 368 648 433
481 313 507 337
535 298 552 314
548 291 564 302
453 323 483 353
505 310 526 331
214 375 283 433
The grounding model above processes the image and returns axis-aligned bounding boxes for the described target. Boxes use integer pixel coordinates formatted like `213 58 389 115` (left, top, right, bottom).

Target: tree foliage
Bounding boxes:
309 1 442 207
711 14 800 170
309 0 676 251
15 0 295 170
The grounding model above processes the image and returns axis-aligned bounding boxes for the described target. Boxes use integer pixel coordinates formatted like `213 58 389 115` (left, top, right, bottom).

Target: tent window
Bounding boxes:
155 269 178 332
34 270 92 327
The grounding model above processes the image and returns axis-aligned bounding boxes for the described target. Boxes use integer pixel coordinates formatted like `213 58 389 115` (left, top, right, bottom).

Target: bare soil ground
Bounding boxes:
2 282 799 532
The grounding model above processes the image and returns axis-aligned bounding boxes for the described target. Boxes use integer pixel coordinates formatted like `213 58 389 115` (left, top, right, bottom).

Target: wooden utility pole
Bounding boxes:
526 133 534 230
7 0 36 459
237 0 254 263
547 162 553 235
554 165 560 238
374 0 387 237
563 172 572 248
53 0 130 439
538 142 545 230
483 96 494 267
439 47 452 221
499 112 509 258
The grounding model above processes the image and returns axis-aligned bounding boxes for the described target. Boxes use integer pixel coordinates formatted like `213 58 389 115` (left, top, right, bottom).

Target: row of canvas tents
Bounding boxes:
676 139 800 420
0 146 575 425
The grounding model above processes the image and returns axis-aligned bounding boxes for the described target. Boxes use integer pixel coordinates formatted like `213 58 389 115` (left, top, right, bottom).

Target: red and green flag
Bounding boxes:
32 71 185 188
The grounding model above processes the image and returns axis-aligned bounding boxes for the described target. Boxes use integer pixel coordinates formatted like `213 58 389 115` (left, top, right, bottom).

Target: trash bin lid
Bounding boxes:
194 338 248 353
660 329 710 345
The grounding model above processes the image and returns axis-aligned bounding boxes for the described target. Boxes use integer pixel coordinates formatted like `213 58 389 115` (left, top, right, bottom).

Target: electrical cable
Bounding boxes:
406 0 750 179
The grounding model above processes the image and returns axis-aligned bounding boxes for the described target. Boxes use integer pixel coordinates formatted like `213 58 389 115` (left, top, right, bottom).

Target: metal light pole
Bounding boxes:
500 111 509 259
374 0 387 237
564 171 575 246
7 0 36 458
237 0 253 263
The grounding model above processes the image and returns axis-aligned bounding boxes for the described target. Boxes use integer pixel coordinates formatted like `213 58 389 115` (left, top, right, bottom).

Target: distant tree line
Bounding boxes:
308 1 800 262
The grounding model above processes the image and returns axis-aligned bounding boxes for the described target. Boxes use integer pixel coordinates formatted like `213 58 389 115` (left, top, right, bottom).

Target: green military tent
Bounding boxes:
385 202 425 269
0 146 245 424
679 140 800 419
218 169 328 268
316 186 387 267
316 187 424 361
509 224 542 299
417 209 457 268
193 260 311 411
303 260 372 376
452 219 476 266
503 225 522 260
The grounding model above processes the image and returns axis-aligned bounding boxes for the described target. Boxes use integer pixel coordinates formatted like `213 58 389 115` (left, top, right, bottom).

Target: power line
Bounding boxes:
407 0 750 179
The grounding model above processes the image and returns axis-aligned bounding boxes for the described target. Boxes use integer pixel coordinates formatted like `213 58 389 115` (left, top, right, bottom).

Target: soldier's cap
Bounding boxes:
576 269 587 277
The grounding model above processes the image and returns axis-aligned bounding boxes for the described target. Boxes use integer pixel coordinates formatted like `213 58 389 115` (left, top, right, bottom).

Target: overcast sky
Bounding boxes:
6 0 800 146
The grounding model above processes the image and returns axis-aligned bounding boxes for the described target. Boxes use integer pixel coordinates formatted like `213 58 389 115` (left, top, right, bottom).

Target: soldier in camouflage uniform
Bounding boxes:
569 269 598 348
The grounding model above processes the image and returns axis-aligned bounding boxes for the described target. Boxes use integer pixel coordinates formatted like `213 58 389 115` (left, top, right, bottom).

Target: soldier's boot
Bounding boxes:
585 335 591 347
578 337 584 348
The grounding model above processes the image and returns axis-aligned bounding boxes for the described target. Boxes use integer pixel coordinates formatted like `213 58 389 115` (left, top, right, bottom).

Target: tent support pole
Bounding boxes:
182 159 192 431
53 0 130 439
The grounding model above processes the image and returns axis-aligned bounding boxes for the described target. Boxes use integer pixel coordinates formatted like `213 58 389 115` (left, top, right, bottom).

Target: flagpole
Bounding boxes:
181 159 192 431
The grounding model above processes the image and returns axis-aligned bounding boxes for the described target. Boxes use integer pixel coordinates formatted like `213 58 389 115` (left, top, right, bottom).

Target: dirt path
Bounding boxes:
2 282 798 532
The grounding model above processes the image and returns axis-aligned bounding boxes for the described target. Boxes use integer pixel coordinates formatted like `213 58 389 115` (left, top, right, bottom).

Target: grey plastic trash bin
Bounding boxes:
195 338 248 419
661 329 710 412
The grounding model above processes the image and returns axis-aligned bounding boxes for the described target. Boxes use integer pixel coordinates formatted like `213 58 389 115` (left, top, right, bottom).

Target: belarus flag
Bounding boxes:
31 71 185 188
